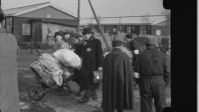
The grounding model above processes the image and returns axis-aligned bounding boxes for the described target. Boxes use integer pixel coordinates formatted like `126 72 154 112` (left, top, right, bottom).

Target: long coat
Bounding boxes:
129 39 143 66
102 48 134 112
80 36 103 90
0 28 20 112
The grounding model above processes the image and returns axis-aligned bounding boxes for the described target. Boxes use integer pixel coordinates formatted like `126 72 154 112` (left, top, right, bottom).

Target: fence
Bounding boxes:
18 42 49 50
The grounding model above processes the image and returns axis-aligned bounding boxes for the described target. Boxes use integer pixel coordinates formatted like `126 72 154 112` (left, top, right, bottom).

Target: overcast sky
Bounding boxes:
2 0 166 18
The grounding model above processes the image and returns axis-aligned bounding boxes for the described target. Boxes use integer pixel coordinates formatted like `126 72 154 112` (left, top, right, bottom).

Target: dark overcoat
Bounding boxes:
129 39 143 66
72 42 84 84
80 36 103 90
0 28 20 112
102 48 134 112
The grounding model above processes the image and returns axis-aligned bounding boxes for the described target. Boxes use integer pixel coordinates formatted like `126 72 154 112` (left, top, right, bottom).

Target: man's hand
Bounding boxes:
98 67 103 71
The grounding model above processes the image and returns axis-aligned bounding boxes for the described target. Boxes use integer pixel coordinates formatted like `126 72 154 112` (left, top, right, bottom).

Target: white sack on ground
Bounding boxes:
53 49 82 68
39 53 62 72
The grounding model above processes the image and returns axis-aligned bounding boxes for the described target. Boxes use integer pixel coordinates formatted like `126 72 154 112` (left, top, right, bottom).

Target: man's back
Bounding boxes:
137 47 169 77
129 39 143 53
102 48 134 112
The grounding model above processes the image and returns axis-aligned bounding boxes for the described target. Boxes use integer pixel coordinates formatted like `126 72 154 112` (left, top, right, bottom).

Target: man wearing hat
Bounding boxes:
79 27 103 103
63 31 75 50
134 36 170 112
102 39 134 112
0 7 20 112
46 30 70 52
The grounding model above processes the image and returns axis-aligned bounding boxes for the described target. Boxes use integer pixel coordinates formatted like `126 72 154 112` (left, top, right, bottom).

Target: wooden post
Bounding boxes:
87 0 111 52
77 0 80 33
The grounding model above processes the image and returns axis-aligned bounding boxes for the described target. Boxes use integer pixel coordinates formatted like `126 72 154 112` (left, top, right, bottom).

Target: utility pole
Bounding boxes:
77 0 80 33
87 0 111 52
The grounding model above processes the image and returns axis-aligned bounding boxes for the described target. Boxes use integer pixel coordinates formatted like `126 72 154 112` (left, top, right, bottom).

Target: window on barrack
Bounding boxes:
22 23 30 35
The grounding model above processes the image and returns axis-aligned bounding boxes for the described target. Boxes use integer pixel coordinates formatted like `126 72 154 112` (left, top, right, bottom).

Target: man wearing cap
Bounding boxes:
46 30 70 52
134 36 170 112
79 27 103 103
102 39 134 112
0 7 20 112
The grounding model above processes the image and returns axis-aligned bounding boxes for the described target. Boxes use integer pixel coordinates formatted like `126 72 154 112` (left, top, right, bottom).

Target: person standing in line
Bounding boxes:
79 27 103 103
46 30 70 91
102 39 134 112
134 36 170 112
125 34 144 88
46 30 70 52
63 31 75 50
68 34 85 97
0 7 20 112
125 33 143 66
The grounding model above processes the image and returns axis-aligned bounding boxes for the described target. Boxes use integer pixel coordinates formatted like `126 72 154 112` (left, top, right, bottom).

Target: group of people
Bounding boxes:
102 33 170 112
0 5 170 112
45 27 170 112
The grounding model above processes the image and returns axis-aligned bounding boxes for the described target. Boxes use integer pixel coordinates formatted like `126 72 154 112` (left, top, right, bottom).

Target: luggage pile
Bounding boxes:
29 49 82 86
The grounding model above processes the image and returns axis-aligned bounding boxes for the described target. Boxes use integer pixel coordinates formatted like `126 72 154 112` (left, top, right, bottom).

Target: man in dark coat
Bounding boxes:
134 36 170 112
125 33 143 66
125 34 144 87
68 34 85 96
79 28 103 103
102 39 134 112
0 8 20 112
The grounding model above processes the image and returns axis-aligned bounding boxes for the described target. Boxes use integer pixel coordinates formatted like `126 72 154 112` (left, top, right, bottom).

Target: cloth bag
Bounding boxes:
38 53 64 86
38 53 62 72
53 49 82 68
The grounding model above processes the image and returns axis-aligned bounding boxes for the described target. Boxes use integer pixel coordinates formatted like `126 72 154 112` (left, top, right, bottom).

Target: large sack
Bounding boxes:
53 49 82 68
39 53 62 72
29 61 55 86
29 61 44 74
38 53 64 86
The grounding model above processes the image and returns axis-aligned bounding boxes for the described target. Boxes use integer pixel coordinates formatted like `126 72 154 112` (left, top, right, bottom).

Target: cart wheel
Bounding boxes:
65 82 72 93
28 83 46 101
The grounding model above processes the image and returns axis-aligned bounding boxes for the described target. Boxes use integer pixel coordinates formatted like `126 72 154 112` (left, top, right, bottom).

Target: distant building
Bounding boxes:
3 2 78 43
81 16 170 37
151 19 170 36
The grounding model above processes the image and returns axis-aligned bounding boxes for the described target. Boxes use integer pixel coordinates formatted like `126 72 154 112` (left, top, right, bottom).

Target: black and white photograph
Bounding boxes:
0 0 171 112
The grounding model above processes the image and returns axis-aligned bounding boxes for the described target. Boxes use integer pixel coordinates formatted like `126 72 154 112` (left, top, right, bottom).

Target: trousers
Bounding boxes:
139 78 166 112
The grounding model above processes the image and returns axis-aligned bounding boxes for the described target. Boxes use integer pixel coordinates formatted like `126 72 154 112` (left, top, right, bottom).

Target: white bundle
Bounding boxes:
38 53 64 86
39 53 63 72
53 49 82 68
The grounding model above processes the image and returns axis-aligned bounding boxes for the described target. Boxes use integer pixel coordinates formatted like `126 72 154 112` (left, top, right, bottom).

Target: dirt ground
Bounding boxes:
17 49 171 112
